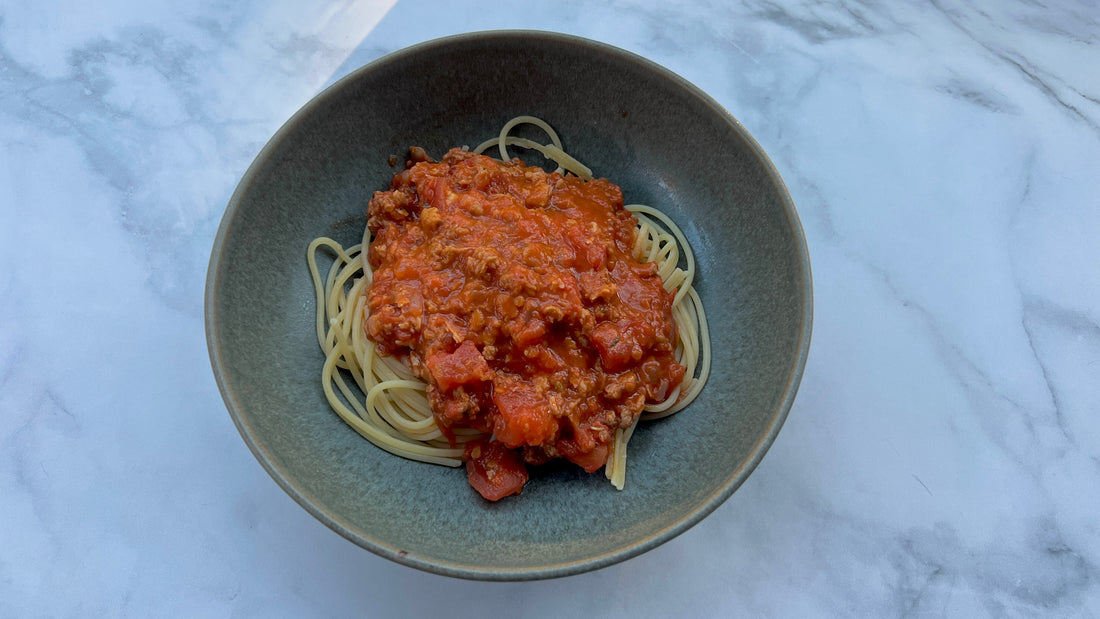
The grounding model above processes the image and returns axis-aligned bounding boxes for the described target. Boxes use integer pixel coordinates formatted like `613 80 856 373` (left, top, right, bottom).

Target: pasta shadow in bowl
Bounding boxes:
205 30 812 580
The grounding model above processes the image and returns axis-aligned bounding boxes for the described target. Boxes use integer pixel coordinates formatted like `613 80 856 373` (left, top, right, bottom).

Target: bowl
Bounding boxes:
205 30 812 580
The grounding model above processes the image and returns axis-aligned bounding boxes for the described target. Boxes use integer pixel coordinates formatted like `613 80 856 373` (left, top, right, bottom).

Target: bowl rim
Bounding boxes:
205 29 813 581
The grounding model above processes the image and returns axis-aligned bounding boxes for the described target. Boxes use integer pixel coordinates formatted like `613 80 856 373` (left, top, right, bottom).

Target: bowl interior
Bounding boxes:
207 31 810 580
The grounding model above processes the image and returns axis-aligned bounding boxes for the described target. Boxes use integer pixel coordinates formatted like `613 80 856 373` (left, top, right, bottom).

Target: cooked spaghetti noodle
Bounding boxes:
309 117 710 494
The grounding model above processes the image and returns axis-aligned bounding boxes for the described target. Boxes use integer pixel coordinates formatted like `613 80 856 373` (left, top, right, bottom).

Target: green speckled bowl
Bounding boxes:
205 31 811 580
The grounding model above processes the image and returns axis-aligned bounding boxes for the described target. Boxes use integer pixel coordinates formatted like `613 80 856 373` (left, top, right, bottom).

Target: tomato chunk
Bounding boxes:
590 322 638 371
557 439 609 473
426 340 491 391
465 440 528 501
491 376 558 448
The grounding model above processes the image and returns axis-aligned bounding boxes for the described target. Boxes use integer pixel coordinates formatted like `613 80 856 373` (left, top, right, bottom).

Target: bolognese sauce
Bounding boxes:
365 148 686 500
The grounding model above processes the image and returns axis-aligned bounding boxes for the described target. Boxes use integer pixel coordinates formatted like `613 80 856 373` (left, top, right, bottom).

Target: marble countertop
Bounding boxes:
3 1 1098 616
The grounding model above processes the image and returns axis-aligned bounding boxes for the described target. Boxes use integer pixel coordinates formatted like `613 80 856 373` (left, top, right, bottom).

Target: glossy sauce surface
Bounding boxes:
366 149 685 499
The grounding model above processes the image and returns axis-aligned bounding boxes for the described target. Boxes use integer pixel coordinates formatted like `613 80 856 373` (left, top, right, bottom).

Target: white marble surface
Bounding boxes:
2 0 1098 615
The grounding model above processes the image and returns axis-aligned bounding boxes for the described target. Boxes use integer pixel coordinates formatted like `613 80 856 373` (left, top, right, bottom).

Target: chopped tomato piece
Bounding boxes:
557 439 609 473
590 322 637 371
490 377 559 448
465 440 528 501
426 340 491 391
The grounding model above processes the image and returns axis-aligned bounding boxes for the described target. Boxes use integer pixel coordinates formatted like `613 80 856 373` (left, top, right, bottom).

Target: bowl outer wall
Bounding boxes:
205 30 812 580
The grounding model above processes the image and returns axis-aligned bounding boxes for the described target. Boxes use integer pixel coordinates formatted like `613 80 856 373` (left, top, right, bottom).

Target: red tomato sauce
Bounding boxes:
365 148 685 500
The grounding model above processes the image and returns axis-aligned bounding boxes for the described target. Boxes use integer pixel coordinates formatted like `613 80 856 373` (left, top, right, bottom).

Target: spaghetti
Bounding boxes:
309 118 710 497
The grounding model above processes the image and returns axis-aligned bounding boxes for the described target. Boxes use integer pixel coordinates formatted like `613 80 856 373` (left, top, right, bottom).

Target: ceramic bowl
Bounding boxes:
206 31 811 580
